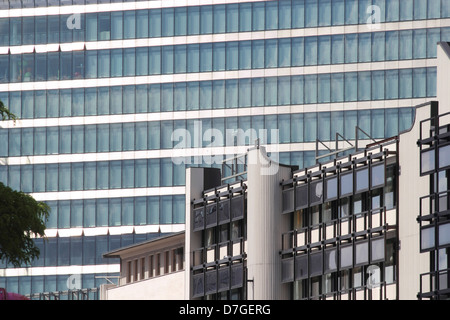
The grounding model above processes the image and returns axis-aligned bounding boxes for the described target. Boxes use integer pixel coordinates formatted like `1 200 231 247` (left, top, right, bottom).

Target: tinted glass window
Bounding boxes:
421 226 435 251
296 184 308 209
340 245 353 269
295 254 308 280
371 163 385 188
421 149 435 174
193 206 204 231
326 176 338 200
356 168 369 192
371 237 385 262
355 241 369 265
282 188 294 213
310 251 323 277
439 145 450 169
340 172 353 196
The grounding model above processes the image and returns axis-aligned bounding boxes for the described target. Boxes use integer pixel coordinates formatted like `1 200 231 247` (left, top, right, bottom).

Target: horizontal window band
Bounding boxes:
29 186 186 201
0 140 395 194
0 97 427 130
0 131 411 165
2 19 449 55
0 264 120 277
1 0 262 18
0 228 184 271
0 58 438 93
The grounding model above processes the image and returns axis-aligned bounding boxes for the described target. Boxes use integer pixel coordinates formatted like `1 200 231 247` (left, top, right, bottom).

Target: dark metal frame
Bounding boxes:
190 181 247 299
281 144 396 300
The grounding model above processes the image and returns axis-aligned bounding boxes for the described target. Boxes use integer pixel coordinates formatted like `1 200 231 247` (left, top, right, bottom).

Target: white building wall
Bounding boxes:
437 42 450 109
103 270 185 300
246 146 291 300
398 104 431 300
397 42 450 299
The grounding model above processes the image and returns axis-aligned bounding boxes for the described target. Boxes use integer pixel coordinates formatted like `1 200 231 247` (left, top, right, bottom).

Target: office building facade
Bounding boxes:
0 0 449 298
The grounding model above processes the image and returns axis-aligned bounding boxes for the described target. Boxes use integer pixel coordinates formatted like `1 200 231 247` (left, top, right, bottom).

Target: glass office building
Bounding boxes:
0 0 448 299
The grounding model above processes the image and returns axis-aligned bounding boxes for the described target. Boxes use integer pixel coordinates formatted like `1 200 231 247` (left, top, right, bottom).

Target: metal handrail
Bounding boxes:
419 267 450 298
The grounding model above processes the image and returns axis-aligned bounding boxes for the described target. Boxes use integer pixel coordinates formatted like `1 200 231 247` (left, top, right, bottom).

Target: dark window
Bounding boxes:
355 167 369 193
340 244 353 269
282 257 294 283
205 203 217 228
355 241 369 266
218 199 230 225
205 269 217 295
231 263 244 289
340 172 353 196
325 176 338 201
310 250 323 277
295 254 308 280
282 188 294 213
231 195 244 221
193 206 204 231
296 184 309 209
218 267 230 292
192 273 204 297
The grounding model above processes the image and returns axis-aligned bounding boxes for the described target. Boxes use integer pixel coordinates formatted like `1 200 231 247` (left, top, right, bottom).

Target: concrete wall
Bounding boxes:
437 42 450 109
246 146 292 300
397 42 450 299
397 105 431 300
104 271 185 300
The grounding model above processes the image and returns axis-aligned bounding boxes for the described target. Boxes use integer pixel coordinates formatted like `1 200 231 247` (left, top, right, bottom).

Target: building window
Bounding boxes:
127 261 132 283
164 251 170 274
155 254 161 276
141 257 146 280
149 255 154 278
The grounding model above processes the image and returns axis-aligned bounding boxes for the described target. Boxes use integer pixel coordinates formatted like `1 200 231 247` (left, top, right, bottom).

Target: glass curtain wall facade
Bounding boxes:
0 0 447 298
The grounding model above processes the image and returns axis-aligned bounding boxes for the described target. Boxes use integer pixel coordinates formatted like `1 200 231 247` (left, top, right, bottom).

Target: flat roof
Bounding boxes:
103 231 185 258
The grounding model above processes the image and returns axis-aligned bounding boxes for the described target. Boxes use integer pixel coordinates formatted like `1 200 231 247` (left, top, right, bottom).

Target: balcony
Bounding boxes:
419 268 450 299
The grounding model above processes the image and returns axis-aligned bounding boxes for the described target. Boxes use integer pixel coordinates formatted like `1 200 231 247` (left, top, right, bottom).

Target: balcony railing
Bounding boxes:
419 268 450 299
192 237 245 268
281 207 389 252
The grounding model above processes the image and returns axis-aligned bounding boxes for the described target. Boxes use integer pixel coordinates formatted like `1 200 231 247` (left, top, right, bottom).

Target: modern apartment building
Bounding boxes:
0 0 449 299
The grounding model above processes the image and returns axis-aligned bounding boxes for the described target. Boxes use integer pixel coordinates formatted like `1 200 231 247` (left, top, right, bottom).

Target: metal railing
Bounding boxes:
192 237 245 268
315 126 378 163
281 207 388 252
419 268 450 299
27 288 98 300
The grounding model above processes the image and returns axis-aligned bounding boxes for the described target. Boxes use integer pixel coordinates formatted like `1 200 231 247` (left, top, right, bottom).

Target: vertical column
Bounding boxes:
246 146 292 300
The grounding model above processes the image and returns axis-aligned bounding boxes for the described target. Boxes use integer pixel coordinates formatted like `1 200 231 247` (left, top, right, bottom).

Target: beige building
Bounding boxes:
101 232 185 300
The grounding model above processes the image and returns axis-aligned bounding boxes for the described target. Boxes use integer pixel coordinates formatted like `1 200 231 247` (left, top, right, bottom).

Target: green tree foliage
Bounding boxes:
0 183 49 267
0 100 17 121
0 101 49 267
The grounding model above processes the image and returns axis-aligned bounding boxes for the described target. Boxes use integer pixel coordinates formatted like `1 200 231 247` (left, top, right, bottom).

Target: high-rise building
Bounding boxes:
0 0 449 299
